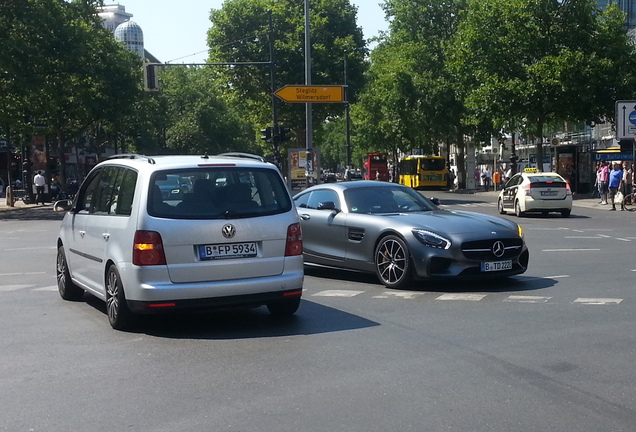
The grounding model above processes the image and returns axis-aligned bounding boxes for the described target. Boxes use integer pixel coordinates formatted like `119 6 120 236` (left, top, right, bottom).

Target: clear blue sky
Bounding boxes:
105 1 389 63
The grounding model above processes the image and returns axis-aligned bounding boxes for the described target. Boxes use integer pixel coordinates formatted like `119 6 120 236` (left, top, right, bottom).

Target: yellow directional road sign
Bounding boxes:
274 85 345 103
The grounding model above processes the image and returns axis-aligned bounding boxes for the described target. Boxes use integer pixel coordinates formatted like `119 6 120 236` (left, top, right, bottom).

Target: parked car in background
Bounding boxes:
56 153 304 330
294 181 528 289
498 171 572 217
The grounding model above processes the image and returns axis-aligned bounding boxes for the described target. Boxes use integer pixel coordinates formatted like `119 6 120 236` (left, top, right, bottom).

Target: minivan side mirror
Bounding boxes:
53 199 73 212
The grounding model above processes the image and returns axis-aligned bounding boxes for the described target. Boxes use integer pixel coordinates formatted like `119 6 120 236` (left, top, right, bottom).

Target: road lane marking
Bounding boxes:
312 290 364 297
574 298 623 305
0 285 33 291
436 293 487 301
5 247 57 251
504 295 553 303
34 286 58 291
541 249 600 252
564 236 603 239
372 291 425 299
0 272 47 276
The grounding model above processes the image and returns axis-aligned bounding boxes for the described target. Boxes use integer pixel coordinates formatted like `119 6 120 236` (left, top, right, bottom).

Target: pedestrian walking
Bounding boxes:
622 161 632 206
33 171 46 205
608 162 624 211
482 166 492 192
599 161 609 205
593 162 602 201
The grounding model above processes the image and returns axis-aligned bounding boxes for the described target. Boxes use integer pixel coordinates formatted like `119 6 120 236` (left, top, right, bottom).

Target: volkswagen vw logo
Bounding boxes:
222 224 236 239
492 241 505 258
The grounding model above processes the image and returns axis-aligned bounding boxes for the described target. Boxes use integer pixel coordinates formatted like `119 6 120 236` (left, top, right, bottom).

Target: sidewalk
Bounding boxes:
0 198 55 211
456 188 634 211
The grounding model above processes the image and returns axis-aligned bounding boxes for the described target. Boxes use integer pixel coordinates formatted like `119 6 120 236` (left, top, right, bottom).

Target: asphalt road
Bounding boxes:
1 192 635 432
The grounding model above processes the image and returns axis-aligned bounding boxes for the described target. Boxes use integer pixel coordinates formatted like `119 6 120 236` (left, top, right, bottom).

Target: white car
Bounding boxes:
497 171 572 218
56 154 304 329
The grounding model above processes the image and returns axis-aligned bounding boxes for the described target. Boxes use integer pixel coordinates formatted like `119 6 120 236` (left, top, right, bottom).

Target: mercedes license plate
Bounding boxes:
481 260 512 272
198 242 257 260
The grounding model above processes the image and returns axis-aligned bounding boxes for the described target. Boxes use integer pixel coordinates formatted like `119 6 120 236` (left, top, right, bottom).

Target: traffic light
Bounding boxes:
279 126 291 142
260 127 273 143
144 63 159 91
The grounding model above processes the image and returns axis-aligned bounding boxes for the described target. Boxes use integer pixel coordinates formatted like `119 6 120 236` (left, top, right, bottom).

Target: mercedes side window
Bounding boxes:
307 189 339 210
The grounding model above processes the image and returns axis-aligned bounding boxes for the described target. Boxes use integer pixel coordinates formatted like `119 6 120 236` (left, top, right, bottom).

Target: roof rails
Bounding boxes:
106 154 156 164
217 152 266 163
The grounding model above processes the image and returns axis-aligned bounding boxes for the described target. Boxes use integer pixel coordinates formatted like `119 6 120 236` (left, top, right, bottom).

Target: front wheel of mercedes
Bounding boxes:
374 235 412 289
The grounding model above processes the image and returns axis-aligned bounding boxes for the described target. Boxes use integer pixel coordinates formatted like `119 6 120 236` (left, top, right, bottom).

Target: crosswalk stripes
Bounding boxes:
440 203 495 208
0 284 625 306
308 289 623 305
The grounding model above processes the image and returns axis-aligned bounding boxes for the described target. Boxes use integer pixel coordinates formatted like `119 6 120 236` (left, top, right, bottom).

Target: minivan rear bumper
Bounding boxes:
127 286 303 314
122 262 303 303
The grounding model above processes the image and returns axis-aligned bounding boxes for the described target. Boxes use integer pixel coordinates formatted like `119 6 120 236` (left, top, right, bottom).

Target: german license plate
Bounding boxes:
481 260 512 272
198 242 257 260
540 191 558 196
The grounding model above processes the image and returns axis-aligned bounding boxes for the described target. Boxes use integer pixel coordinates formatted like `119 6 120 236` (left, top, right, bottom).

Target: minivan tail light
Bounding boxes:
133 230 167 266
285 223 303 256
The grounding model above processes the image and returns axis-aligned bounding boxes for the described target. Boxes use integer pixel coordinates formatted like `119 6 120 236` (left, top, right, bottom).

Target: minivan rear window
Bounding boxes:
148 167 292 219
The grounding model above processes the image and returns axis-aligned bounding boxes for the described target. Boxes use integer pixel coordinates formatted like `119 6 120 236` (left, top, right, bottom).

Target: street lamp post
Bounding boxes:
344 51 351 169
304 0 312 151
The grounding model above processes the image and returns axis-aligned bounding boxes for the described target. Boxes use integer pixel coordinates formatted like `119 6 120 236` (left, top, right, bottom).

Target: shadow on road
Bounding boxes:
82 294 380 339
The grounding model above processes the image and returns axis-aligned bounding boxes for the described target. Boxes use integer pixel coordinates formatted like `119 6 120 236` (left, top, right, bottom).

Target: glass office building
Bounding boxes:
597 0 636 28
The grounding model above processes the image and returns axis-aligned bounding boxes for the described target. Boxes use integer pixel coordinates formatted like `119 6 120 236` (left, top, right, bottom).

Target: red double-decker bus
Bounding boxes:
363 153 389 181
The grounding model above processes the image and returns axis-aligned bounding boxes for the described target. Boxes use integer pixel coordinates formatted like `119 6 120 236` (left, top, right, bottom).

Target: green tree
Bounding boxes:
1 0 142 182
206 0 367 154
354 0 470 183
157 66 257 155
448 0 636 171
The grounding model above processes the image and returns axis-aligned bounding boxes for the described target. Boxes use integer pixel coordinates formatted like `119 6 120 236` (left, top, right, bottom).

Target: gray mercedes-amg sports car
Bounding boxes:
294 181 529 288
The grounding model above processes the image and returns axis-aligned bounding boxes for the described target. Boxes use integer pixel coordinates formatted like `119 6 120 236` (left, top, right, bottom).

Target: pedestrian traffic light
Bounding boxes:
279 126 291 142
144 63 159 91
260 127 273 143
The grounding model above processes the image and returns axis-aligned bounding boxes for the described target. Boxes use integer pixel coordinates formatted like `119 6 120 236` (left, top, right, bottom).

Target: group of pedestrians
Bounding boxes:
594 161 633 211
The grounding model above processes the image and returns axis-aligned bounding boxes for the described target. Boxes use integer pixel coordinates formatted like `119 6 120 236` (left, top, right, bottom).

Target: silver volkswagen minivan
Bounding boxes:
56 154 303 329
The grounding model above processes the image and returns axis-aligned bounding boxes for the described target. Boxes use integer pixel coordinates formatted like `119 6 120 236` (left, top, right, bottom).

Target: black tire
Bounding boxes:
497 198 506 214
514 201 524 217
561 209 571 218
267 297 301 316
56 246 84 301
106 265 133 330
374 235 412 289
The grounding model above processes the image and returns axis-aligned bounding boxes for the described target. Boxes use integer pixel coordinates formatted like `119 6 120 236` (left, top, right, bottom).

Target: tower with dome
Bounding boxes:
97 4 159 62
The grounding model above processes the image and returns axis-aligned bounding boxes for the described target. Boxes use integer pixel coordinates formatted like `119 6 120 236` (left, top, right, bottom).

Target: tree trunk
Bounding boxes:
536 118 544 172
456 127 466 190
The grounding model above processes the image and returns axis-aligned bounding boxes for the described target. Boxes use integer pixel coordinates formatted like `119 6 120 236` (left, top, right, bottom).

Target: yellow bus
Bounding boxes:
398 155 448 189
